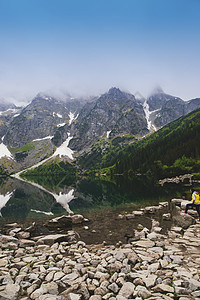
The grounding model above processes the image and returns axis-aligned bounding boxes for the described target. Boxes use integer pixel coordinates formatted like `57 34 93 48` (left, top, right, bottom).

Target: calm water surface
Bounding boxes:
0 175 190 223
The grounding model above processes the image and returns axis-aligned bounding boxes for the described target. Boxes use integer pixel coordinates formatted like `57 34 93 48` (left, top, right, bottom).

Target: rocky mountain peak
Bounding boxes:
107 87 123 95
0 99 17 111
100 87 136 105
32 93 55 104
151 86 164 95
106 87 135 100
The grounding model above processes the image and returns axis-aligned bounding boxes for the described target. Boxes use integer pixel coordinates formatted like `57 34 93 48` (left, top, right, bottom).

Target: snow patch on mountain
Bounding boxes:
53 112 62 118
13 133 74 180
33 136 53 142
69 112 78 125
150 108 161 114
107 131 111 138
0 108 19 116
69 112 75 125
0 143 13 160
143 100 157 131
53 134 74 160
143 100 151 130
57 123 66 127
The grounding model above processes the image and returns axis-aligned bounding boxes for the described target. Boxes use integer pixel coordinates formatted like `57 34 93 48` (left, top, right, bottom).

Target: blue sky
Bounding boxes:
0 0 200 102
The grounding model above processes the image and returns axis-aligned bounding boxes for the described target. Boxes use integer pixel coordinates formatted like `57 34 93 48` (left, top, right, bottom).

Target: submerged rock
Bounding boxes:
47 215 72 229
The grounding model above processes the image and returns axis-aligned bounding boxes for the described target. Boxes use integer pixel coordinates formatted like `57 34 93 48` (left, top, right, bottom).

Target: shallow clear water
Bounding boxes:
1 175 198 244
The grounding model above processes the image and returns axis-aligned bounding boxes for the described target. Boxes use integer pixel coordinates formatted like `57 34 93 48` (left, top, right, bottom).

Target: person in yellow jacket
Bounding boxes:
185 189 200 221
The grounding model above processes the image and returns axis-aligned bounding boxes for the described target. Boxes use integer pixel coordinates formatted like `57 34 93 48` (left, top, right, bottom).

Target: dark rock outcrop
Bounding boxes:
69 87 148 151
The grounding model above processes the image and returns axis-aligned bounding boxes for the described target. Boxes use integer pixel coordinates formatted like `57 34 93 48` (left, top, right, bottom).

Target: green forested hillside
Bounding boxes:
113 108 200 178
77 135 136 171
0 165 8 176
21 157 77 177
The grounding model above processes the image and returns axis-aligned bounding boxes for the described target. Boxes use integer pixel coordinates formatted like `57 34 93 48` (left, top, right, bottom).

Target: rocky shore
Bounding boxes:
0 200 200 300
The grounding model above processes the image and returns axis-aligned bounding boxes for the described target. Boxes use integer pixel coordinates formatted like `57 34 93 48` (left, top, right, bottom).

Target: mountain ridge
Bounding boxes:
1 87 200 174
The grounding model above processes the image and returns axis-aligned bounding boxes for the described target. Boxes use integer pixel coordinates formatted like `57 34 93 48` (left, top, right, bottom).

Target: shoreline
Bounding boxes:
0 199 200 299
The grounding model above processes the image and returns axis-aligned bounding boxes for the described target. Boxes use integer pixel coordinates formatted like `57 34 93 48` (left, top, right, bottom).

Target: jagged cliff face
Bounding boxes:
3 95 83 148
0 102 22 143
69 88 148 151
148 92 185 128
2 88 200 151
185 98 200 114
1 87 200 173
147 89 200 128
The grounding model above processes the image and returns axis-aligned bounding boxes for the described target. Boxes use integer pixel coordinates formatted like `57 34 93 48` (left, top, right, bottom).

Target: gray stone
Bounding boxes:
53 271 65 281
71 214 84 224
66 293 82 300
113 251 125 261
135 285 151 298
17 231 30 239
132 239 155 248
163 213 171 220
94 286 109 295
19 239 36 247
0 235 19 244
61 272 79 283
143 274 157 288
191 290 200 297
77 283 90 300
47 215 72 228
116 296 127 300
108 261 122 273
153 283 174 293
133 211 144 216
119 282 135 298
127 251 138 265
125 214 135 219
0 259 8 267
172 213 195 229
0 283 20 300
108 282 119 293
89 296 101 300
188 278 200 291
36 234 73 246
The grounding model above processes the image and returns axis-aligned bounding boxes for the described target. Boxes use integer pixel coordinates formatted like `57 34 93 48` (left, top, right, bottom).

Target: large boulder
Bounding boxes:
0 283 20 299
47 215 72 229
0 234 19 245
36 232 77 246
172 213 195 229
71 214 84 224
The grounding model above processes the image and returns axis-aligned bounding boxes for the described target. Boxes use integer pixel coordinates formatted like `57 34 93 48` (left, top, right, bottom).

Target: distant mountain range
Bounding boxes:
0 87 200 174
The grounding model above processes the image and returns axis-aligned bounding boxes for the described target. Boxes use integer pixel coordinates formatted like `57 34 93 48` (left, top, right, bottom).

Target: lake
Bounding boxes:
0 174 196 244
0 174 191 221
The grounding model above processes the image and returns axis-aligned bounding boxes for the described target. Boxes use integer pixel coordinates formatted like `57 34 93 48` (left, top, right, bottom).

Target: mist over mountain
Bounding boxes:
1 86 200 174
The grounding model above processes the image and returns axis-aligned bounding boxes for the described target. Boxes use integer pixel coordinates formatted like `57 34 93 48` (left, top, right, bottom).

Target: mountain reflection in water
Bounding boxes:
0 175 189 222
0 191 14 216
15 176 75 214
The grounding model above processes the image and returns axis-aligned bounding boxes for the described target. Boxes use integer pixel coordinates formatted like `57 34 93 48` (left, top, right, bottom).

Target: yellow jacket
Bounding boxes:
192 191 200 204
